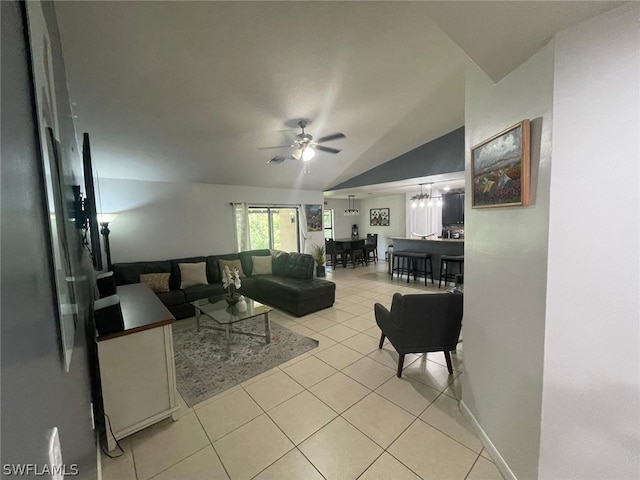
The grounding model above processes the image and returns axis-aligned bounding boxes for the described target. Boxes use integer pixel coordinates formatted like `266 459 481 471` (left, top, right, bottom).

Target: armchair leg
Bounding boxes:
397 353 405 377
378 333 385 349
444 351 453 374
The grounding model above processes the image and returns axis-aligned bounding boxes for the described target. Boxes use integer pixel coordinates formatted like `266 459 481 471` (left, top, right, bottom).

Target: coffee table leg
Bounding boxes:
225 325 231 357
195 308 200 331
264 312 271 344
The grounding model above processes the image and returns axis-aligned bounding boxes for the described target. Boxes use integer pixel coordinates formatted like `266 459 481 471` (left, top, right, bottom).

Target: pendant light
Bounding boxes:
344 195 359 216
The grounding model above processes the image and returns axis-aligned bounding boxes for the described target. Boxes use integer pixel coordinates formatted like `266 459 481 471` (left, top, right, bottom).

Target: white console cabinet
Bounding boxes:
96 284 179 451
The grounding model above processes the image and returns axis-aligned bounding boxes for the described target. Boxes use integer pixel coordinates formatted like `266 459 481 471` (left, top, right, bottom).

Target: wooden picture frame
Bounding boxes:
471 120 530 208
370 208 390 226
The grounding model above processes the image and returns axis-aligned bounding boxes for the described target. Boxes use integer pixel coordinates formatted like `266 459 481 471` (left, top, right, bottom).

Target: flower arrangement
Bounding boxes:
222 265 241 303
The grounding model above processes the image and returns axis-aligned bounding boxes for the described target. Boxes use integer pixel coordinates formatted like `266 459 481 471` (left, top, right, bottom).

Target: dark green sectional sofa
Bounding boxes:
112 249 336 319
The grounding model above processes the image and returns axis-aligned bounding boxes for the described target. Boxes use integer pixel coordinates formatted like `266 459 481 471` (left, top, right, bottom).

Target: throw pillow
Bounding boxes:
218 259 246 278
139 273 170 293
251 255 272 275
179 262 208 289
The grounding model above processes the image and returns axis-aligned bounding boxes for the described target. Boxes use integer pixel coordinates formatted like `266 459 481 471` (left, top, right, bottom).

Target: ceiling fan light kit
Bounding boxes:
260 119 345 175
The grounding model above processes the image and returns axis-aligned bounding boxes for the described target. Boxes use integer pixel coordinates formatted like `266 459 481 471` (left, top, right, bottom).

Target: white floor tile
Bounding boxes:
387 419 477 480
343 392 416 448
321 324 360 342
282 355 338 388
402 357 459 392
243 370 304 411
467 456 504 480
375 375 441 416
196 388 263 442
213 414 294 480
308 372 371 413
359 452 421 480
419 394 483 453
299 417 383 480
100 438 136 480
341 332 380 355
252 448 324 480
150 445 229 480
341 316 376 332
129 413 210 480
313 343 363 370
342 356 396 390
268 391 337 444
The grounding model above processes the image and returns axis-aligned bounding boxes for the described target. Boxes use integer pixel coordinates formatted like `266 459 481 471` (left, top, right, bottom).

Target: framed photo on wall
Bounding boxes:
370 208 390 226
471 119 530 208
304 204 323 231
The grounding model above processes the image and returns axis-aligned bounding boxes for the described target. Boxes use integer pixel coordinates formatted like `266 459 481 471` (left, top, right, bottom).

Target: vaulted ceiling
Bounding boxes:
54 1 621 192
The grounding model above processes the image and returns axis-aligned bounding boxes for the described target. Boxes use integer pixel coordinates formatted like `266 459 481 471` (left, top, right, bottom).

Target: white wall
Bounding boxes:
462 43 554 479
539 4 640 479
98 178 324 262
325 194 405 257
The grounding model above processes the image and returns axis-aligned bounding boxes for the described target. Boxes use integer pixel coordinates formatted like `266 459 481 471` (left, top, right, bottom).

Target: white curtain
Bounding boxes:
409 204 443 238
297 205 308 253
231 202 250 252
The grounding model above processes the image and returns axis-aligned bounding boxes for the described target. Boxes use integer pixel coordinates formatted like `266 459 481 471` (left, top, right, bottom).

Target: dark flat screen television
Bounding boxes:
82 132 103 271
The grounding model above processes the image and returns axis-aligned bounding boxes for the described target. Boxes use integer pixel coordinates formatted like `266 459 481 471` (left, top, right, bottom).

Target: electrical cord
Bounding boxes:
100 413 124 458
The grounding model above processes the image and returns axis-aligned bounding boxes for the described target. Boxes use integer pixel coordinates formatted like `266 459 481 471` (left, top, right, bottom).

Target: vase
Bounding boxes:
225 292 240 306
237 295 247 313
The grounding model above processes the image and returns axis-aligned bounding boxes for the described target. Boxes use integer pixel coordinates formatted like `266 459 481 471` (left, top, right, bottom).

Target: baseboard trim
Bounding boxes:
459 400 517 480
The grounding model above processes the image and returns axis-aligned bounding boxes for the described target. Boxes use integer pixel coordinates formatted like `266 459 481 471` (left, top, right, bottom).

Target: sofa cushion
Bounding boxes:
218 259 246 279
280 252 314 279
204 254 234 284
179 262 208 289
170 257 206 290
251 255 272 275
238 249 272 276
156 289 186 307
256 276 333 298
112 261 171 286
139 272 170 293
182 283 224 303
271 250 290 276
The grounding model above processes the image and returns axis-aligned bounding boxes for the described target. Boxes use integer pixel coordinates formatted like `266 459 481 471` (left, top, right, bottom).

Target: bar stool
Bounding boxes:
439 255 464 288
391 252 412 282
392 252 433 285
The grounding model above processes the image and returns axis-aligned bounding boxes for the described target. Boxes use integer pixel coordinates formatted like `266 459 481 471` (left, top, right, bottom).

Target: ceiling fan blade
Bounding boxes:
267 156 292 164
316 132 345 143
258 144 294 151
315 145 342 154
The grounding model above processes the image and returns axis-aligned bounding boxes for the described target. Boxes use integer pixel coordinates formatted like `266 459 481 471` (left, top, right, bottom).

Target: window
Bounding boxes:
324 209 334 239
246 206 300 251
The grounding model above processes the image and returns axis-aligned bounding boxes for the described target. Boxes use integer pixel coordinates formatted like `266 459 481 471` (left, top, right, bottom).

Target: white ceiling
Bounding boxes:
54 1 621 193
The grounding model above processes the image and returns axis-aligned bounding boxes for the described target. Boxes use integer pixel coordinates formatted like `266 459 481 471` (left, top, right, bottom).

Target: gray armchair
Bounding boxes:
374 292 463 377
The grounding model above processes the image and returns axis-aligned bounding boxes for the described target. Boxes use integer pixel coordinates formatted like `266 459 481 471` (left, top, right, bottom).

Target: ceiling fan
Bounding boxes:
260 120 345 173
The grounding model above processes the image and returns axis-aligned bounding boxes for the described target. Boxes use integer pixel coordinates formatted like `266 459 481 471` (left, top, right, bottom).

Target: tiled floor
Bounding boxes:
101 261 503 480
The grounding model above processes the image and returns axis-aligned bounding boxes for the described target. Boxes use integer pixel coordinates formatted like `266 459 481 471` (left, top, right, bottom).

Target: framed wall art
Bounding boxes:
471 119 530 208
304 204 323 232
370 208 390 226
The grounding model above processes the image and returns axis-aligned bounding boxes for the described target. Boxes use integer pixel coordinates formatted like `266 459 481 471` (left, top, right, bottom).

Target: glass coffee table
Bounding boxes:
191 296 272 357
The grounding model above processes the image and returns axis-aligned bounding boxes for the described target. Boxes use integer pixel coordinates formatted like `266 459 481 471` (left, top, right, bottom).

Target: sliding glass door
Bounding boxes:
247 206 299 252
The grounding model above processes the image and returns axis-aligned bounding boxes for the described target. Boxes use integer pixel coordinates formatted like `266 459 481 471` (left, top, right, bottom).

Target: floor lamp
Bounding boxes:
98 214 117 271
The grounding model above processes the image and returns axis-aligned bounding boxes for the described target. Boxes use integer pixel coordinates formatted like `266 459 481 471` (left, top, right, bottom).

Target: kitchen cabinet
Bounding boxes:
442 193 465 225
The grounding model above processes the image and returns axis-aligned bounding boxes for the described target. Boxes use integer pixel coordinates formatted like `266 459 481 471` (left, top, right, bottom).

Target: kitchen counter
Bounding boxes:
394 237 464 243
390 237 464 283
